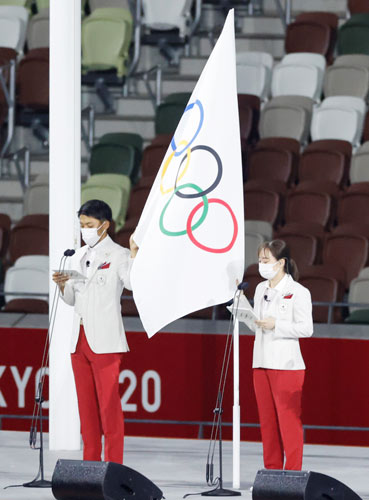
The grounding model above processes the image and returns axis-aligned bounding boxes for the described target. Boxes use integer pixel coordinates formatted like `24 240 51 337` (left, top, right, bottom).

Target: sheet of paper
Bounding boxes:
53 270 87 281
227 295 259 322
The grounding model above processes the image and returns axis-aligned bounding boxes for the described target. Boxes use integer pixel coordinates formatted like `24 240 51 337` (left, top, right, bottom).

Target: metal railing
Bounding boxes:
81 105 95 153
1 414 368 441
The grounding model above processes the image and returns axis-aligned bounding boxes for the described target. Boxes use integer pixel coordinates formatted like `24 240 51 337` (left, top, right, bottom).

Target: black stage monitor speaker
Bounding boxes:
51 459 164 500
252 469 363 500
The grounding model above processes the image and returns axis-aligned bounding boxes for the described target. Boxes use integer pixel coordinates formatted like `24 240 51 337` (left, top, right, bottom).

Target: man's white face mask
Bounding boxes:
81 223 106 248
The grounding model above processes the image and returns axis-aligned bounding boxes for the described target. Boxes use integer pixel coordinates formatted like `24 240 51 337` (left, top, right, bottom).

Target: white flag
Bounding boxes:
130 10 244 337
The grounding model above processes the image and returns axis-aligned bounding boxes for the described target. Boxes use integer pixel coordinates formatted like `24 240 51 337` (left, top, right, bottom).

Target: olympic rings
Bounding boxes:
174 145 223 199
171 100 204 156
159 183 209 237
186 199 238 254
158 98 238 254
160 140 191 195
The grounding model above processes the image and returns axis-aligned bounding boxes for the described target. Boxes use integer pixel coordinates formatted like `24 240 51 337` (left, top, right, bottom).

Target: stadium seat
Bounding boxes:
236 52 273 99
9 214 48 264
141 134 171 178
244 220 273 241
350 143 369 183
27 7 49 50
125 182 151 219
255 136 300 180
89 141 136 180
121 288 139 317
81 183 128 231
331 223 369 264
345 267 369 323
311 96 366 146
85 173 131 225
246 147 293 184
306 139 352 185
244 188 280 226
82 7 132 77
285 191 331 229
245 231 264 270
155 93 190 136
298 149 345 186
23 178 49 215
323 234 368 288
279 233 317 268
99 132 143 185
294 12 338 62
285 21 330 59
299 275 340 323
348 0 369 14
324 65 369 100
142 0 192 37
238 94 260 146
3 257 49 314
0 5 28 53
294 180 340 227
271 62 323 101
260 96 313 143
338 13 369 55
337 191 369 225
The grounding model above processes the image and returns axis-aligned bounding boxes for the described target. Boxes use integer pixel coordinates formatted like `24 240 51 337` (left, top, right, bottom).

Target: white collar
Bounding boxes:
267 273 289 293
86 234 112 254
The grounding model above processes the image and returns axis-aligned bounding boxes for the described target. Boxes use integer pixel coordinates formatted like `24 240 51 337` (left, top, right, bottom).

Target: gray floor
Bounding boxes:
0 431 368 499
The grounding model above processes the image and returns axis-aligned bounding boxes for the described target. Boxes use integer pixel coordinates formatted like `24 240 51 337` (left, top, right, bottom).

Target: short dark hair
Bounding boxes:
77 199 112 222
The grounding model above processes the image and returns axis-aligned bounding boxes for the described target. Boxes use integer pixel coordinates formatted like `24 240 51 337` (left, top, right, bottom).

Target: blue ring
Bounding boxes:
171 99 204 157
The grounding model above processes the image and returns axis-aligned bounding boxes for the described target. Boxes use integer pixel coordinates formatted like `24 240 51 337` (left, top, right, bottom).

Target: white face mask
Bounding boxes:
258 262 279 280
81 223 106 248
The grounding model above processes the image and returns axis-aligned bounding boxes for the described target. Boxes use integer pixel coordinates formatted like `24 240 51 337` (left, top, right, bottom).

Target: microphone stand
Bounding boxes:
201 392 240 497
22 250 75 489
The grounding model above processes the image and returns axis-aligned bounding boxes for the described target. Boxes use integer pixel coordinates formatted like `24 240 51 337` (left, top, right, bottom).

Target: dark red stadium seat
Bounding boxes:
238 93 260 146
141 134 171 178
9 215 49 263
239 105 253 155
244 188 280 226
285 191 331 228
298 150 345 186
331 223 369 264
294 181 340 226
115 216 140 249
348 0 369 14
278 233 317 268
121 289 139 317
247 148 293 184
299 275 340 323
3 298 48 314
285 21 331 59
0 213 11 259
323 234 368 288
17 48 49 110
255 137 300 181
126 183 151 219
305 140 352 185
337 191 369 225
294 12 338 63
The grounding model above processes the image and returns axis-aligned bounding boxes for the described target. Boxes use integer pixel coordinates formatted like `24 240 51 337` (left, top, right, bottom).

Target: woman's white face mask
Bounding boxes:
81 223 106 248
258 261 279 280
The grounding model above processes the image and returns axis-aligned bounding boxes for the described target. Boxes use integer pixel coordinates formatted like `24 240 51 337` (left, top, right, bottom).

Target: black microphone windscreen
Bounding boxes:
237 281 248 290
64 249 75 257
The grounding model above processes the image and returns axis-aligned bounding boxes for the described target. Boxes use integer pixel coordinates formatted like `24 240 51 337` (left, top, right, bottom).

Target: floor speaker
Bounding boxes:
51 459 164 500
252 469 362 500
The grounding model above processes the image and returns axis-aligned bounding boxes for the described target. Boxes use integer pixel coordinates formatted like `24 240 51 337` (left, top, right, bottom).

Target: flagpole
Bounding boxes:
232 317 240 489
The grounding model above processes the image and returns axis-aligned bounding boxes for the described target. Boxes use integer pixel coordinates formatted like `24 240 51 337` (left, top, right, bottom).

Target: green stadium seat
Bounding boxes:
155 93 191 135
338 13 369 55
89 142 136 180
99 133 143 184
82 7 133 77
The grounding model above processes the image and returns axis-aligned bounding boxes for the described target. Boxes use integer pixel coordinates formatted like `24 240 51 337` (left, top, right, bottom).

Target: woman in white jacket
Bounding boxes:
239 239 313 471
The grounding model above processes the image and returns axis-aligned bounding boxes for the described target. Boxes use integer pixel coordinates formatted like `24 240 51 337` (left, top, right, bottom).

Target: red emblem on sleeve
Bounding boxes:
99 262 110 270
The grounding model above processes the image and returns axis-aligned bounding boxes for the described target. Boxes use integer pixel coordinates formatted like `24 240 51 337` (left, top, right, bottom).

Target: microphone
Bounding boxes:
264 294 271 302
237 282 248 291
86 260 90 268
63 249 75 257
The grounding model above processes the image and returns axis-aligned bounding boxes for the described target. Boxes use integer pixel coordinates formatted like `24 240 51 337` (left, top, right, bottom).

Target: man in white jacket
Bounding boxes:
53 199 138 464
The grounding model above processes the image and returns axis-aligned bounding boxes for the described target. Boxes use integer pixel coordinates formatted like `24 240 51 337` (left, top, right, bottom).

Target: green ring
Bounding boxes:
159 183 208 237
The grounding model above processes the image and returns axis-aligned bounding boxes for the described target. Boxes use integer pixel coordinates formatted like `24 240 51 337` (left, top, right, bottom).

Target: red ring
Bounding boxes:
186 198 238 253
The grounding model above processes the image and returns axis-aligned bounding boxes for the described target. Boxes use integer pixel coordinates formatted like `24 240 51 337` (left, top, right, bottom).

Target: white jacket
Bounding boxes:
240 274 313 370
61 236 133 354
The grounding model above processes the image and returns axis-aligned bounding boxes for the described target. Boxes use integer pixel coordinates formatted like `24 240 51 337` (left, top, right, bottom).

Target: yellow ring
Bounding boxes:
160 140 191 195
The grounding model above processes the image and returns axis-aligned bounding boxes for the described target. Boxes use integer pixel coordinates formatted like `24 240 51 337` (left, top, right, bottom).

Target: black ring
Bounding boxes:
174 145 223 199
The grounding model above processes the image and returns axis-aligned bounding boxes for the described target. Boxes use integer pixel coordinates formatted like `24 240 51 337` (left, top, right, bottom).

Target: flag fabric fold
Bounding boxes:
130 10 244 337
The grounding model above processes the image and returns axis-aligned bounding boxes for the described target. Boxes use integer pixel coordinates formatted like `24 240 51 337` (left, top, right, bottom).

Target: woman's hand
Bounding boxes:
255 317 276 330
52 272 70 294
129 234 139 258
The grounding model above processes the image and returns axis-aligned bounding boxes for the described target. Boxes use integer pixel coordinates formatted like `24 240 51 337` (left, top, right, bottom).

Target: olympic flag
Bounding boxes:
130 10 244 337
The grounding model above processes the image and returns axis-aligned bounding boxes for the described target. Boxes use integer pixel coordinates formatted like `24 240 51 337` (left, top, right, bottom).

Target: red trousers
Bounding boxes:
71 326 124 463
253 368 305 471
